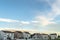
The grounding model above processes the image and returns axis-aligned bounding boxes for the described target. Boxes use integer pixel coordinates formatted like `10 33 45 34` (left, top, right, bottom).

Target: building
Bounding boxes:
49 33 57 40
31 33 43 40
14 31 24 39
23 31 31 39
0 31 5 40
2 30 14 40
41 34 49 40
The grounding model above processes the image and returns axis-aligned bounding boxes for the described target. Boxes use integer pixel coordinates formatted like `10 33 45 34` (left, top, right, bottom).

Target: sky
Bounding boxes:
0 0 60 34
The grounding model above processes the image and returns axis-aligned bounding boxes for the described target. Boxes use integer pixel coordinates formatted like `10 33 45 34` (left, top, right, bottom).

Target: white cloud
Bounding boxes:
31 21 39 23
11 0 60 28
0 18 19 22
21 21 30 25
47 0 60 18
0 0 60 34
35 16 55 26
34 0 60 26
0 18 31 28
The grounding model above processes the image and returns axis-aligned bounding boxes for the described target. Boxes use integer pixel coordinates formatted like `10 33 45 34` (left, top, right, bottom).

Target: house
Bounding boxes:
0 31 5 40
41 34 49 40
30 33 43 40
2 30 14 40
49 33 57 40
14 31 24 39
23 31 31 39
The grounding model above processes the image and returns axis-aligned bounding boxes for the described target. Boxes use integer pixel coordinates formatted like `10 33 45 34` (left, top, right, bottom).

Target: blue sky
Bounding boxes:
0 0 51 20
0 0 60 34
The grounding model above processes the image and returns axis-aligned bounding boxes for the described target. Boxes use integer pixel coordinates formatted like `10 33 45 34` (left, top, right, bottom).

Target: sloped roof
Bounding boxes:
50 33 57 35
2 30 14 33
24 31 30 34
15 31 22 33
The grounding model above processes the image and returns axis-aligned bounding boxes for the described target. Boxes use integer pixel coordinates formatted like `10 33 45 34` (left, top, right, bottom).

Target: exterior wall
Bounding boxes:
0 30 58 40
31 34 43 40
4 35 7 40
4 33 14 40
9 33 14 40
14 32 18 38
23 32 30 39
16 39 39 40
18 33 24 39
32 35 37 39
16 39 26 40
50 35 57 39
16 39 32 40
0 31 5 40
14 31 24 39
0 31 14 40
41 35 49 40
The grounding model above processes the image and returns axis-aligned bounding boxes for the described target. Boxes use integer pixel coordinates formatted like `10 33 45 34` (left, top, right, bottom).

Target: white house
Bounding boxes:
31 33 43 40
14 31 24 39
0 31 5 40
49 33 57 40
41 34 49 40
23 31 31 39
2 30 14 40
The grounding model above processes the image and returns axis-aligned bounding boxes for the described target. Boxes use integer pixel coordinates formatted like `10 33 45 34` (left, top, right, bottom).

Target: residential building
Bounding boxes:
2 30 14 40
14 31 24 39
23 31 31 39
41 34 49 40
0 31 5 40
31 33 43 40
49 33 57 40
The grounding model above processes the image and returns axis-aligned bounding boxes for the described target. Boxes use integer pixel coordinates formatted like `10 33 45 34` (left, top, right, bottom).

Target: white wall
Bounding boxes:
16 39 32 40
23 33 30 39
50 35 57 39
42 35 49 40
0 31 7 40
3 33 14 40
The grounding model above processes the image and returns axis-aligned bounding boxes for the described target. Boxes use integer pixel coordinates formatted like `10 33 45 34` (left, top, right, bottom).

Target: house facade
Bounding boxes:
2 30 14 40
0 31 5 40
49 33 57 40
0 30 59 40
31 33 43 40
14 31 24 39
23 31 31 39
41 34 49 40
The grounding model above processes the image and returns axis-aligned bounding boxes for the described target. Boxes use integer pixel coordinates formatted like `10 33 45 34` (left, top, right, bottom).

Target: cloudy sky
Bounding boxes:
0 0 60 34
